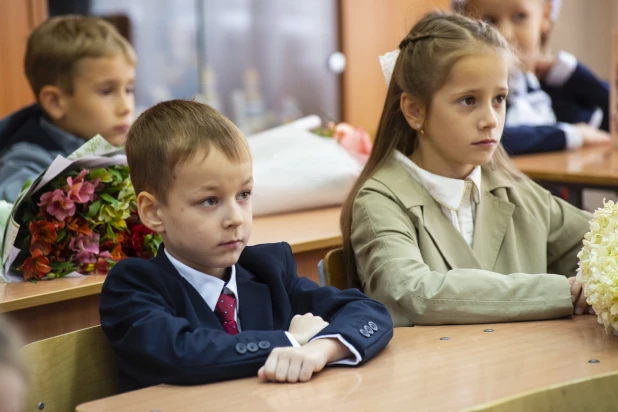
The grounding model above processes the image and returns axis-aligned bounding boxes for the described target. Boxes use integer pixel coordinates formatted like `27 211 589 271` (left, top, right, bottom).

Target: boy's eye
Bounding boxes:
237 191 252 201
201 197 219 207
459 96 476 106
100 88 113 96
126 86 135 94
513 12 528 23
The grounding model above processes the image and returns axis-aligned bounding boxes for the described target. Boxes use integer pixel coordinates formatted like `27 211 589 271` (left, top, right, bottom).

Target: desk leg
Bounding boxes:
6 295 101 344
293 247 336 284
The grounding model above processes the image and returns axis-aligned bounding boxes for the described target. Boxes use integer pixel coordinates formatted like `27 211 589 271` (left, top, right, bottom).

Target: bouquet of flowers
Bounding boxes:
577 200 618 335
0 135 161 282
312 121 372 165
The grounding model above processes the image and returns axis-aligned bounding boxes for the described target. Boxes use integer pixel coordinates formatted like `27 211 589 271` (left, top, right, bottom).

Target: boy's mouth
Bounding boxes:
114 124 130 134
219 240 243 249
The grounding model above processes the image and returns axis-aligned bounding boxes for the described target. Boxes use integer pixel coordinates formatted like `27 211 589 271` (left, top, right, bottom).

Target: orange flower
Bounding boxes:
19 249 52 280
66 217 93 236
29 220 58 256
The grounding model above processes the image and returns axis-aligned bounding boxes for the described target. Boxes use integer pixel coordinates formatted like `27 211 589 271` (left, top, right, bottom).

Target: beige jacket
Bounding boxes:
351 157 591 326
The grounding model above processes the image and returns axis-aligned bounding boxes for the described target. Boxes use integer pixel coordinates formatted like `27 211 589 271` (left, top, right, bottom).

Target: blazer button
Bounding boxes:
235 343 247 354
368 321 378 331
364 325 374 335
258 340 271 350
247 342 259 353
360 328 370 338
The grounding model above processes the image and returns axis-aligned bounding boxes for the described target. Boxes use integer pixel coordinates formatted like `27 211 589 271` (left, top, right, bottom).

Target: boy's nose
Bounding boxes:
224 204 244 228
117 94 133 117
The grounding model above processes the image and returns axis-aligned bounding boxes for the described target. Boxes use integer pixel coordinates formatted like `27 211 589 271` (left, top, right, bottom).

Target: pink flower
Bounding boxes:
333 123 373 164
39 189 76 221
65 170 97 204
70 233 100 265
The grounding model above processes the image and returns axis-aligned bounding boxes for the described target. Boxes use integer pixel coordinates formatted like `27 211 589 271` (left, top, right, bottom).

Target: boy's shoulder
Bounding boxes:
107 242 294 285
0 104 82 155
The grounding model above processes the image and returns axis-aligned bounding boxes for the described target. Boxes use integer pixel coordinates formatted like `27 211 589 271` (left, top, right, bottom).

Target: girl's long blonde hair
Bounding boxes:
340 11 521 289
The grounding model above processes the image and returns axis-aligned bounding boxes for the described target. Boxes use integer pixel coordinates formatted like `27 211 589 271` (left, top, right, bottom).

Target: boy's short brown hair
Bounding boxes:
25 15 136 99
126 100 251 203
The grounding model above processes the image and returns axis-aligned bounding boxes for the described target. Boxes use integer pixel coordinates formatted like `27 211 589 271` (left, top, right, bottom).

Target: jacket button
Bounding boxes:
258 340 271 350
247 342 259 352
235 343 247 354
360 328 370 338
368 321 378 331
364 325 374 335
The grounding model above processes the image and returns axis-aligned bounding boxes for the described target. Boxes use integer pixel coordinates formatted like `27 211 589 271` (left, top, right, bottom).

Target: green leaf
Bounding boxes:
86 200 102 218
50 261 74 271
106 224 115 241
56 229 67 243
108 168 123 183
100 193 119 209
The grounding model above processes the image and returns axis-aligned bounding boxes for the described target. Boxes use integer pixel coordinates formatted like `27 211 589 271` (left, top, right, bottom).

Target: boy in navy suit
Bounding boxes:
99 100 393 392
459 0 610 154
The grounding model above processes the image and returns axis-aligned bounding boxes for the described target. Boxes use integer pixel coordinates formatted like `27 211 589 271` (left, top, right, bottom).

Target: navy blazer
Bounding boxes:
502 63 609 155
100 242 393 392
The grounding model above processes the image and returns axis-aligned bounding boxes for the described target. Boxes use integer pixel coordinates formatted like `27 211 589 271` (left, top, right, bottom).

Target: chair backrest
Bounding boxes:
465 371 618 412
21 325 118 412
323 248 347 290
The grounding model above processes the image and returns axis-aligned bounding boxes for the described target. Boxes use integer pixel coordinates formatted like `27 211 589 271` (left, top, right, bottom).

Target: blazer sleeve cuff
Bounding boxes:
557 122 583 149
311 334 362 366
284 331 301 347
545 51 578 87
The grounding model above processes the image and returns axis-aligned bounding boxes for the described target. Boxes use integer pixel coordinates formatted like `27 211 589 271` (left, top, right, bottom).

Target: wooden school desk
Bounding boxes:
0 207 342 344
512 147 618 207
76 316 618 412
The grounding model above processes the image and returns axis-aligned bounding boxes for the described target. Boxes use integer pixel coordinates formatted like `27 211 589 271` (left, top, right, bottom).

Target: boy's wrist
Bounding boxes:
304 338 351 363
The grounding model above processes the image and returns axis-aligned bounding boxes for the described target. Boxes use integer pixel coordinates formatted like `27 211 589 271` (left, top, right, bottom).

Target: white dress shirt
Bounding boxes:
395 151 481 246
506 51 596 150
164 249 361 365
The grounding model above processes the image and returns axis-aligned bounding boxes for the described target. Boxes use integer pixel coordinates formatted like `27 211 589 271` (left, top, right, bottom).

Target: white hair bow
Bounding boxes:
378 49 400 86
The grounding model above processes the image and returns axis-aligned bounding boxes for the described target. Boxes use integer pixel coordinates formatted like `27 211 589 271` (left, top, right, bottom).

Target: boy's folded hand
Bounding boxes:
574 123 611 147
258 339 348 383
288 313 329 346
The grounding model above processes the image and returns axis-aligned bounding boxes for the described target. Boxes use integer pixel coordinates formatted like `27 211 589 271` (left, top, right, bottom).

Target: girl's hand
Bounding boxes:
568 277 594 315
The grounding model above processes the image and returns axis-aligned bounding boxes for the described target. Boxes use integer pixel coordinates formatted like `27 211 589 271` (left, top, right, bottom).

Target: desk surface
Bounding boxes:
0 207 342 313
512 146 618 186
77 316 618 412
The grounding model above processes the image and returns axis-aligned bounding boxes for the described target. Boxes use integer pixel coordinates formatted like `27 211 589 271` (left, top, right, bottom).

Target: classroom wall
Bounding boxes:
0 0 47 118
548 0 617 80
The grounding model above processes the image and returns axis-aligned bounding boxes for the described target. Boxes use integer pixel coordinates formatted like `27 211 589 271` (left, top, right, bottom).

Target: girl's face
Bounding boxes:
410 52 509 179
0 366 26 412
465 0 550 72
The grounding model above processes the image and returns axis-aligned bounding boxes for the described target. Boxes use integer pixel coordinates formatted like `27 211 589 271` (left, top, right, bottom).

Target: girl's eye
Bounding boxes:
459 96 476 106
483 17 498 26
493 94 507 104
237 191 252 201
513 12 527 23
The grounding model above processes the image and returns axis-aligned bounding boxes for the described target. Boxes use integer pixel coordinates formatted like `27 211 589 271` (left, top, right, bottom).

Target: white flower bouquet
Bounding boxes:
577 200 618 335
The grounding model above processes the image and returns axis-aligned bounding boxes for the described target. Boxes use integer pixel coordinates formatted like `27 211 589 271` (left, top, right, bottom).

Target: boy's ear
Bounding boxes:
400 93 426 132
137 192 166 235
38 85 68 121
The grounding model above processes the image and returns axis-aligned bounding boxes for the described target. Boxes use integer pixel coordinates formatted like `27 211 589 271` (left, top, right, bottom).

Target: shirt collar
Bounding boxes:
164 248 238 312
395 151 482 210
